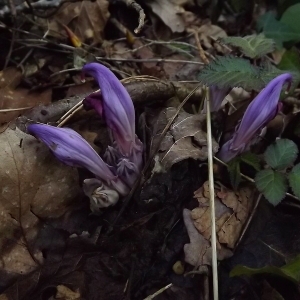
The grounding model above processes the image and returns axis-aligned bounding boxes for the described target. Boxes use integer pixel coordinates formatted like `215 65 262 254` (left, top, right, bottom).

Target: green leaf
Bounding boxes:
198 56 263 90
240 152 260 171
257 11 300 48
221 34 275 58
288 163 300 198
198 56 299 91
230 255 300 284
255 170 287 205
278 47 300 72
281 4 300 33
264 139 298 170
227 157 241 189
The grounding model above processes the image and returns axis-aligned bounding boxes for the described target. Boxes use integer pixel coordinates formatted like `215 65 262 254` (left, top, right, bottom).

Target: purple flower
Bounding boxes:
82 63 142 158
83 91 103 117
218 73 292 162
28 123 129 195
203 86 231 112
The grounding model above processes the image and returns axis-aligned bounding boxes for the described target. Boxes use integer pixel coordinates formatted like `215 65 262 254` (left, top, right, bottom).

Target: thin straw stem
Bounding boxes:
206 88 219 300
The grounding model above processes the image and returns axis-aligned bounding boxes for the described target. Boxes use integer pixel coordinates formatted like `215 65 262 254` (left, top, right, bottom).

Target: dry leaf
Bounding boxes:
45 0 110 44
183 208 232 268
183 208 211 266
192 182 255 249
217 185 254 248
133 39 163 77
145 0 189 33
56 285 80 300
198 22 227 50
151 107 219 169
0 127 80 276
0 68 51 126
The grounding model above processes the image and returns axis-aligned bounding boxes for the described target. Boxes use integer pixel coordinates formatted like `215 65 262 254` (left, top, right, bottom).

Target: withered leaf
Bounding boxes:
45 0 110 44
0 68 51 128
151 107 219 169
183 208 232 268
192 182 255 250
145 0 188 33
0 127 80 276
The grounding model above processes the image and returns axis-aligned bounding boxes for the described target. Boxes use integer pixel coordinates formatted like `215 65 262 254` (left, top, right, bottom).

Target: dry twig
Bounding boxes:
120 0 146 34
143 283 173 300
190 29 209 64
96 57 204 65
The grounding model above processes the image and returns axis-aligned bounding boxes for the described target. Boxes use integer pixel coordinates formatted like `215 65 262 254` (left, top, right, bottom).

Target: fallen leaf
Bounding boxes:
151 107 219 169
183 208 232 268
133 39 163 77
192 182 255 249
0 67 51 126
183 208 211 266
198 22 227 50
145 0 188 33
0 126 80 278
44 0 110 44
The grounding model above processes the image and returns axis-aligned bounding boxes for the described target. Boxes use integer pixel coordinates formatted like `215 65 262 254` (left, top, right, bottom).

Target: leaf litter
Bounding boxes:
150 107 219 170
0 126 80 282
1 0 300 299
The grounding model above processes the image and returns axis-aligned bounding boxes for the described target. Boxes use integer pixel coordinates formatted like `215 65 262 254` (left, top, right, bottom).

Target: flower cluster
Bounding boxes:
28 63 143 211
217 73 292 162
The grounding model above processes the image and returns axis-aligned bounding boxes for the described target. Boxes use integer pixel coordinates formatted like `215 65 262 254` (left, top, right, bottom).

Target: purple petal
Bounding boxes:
117 158 139 187
28 123 129 195
203 86 231 112
218 73 292 162
83 92 103 117
104 145 122 166
82 63 136 156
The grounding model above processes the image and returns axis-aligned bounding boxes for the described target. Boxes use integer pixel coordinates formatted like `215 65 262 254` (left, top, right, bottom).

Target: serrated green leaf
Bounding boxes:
198 56 263 90
230 255 300 284
264 139 298 170
227 157 241 189
240 152 260 171
221 34 275 59
288 163 300 198
257 11 300 48
255 170 287 205
198 56 298 91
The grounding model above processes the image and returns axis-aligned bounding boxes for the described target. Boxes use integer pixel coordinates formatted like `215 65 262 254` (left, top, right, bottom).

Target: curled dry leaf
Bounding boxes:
0 127 80 277
150 107 219 170
192 181 255 249
42 0 110 44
